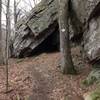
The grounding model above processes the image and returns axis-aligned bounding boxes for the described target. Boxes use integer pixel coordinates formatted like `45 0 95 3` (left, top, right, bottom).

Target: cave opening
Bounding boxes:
29 27 60 57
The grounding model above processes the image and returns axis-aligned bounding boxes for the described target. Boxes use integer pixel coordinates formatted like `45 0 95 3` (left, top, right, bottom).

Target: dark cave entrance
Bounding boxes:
30 28 60 56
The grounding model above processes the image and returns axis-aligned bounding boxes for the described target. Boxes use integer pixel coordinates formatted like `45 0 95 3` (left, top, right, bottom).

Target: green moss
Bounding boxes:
82 76 97 86
93 64 100 68
90 90 100 100
84 88 100 100
82 68 100 86
16 59 24 63
64 96 68 100
24 96 30 100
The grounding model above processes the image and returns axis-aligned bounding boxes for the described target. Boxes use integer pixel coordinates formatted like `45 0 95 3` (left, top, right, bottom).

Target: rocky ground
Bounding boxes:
0 47 97 100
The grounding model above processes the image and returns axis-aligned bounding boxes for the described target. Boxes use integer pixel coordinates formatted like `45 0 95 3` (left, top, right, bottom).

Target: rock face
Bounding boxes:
12 0 100 58
84 2 100 62
13 0 58 57
12 0 83 58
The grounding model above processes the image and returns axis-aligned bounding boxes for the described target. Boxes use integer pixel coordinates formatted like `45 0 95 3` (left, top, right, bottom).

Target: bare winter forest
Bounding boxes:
0 0 100 100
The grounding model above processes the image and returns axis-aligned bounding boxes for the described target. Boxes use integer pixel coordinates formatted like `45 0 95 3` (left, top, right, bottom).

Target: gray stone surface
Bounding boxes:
84 1 100 62
84 17 100 61
12 0 100 58
13 0 58 57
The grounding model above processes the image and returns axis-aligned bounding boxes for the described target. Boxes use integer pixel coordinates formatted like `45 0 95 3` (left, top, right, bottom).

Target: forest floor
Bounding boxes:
0 46 97 100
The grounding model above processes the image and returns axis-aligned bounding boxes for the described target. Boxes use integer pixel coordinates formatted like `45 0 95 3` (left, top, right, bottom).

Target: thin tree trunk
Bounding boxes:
0 0 4 65
58 0 76 74
5 0 10 92
14 0 17 38
14 0 17 28
14 0 21 36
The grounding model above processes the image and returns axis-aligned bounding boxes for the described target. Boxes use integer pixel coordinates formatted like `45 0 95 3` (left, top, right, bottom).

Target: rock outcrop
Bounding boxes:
13 0 58 57
12 0 100 59
12 0 83 58
84 2 100 62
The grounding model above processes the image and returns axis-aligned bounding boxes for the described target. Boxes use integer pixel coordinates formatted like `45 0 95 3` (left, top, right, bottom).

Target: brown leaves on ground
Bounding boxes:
0 47 95 100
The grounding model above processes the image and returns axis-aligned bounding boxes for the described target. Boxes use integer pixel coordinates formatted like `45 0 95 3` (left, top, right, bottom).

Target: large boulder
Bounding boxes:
12 0 100 58
84 2 100 62
13 0 58 57
12 0 83 58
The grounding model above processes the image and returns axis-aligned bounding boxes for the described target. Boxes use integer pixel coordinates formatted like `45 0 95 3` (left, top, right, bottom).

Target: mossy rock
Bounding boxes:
82 68 100 86
84 88 100 100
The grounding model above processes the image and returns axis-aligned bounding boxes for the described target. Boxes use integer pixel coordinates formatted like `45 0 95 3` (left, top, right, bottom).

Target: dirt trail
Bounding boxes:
0 49 94 100
28 52 89 100
29 65 53 100
28 53 83 100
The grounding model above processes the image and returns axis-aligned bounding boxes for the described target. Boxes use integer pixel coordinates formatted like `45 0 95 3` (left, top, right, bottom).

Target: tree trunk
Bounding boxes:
58 0 76 74
5 0 10 92
0 0 4 65
14 0 17 28
6 0 11 58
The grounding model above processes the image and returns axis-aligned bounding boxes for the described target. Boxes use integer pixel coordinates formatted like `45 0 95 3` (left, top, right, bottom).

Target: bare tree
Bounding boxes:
58 0 76 74
33 0 36 6
0 0 4 65
5 0 10 92
13 0 17 39
14 0 22 24
14 0 21 30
